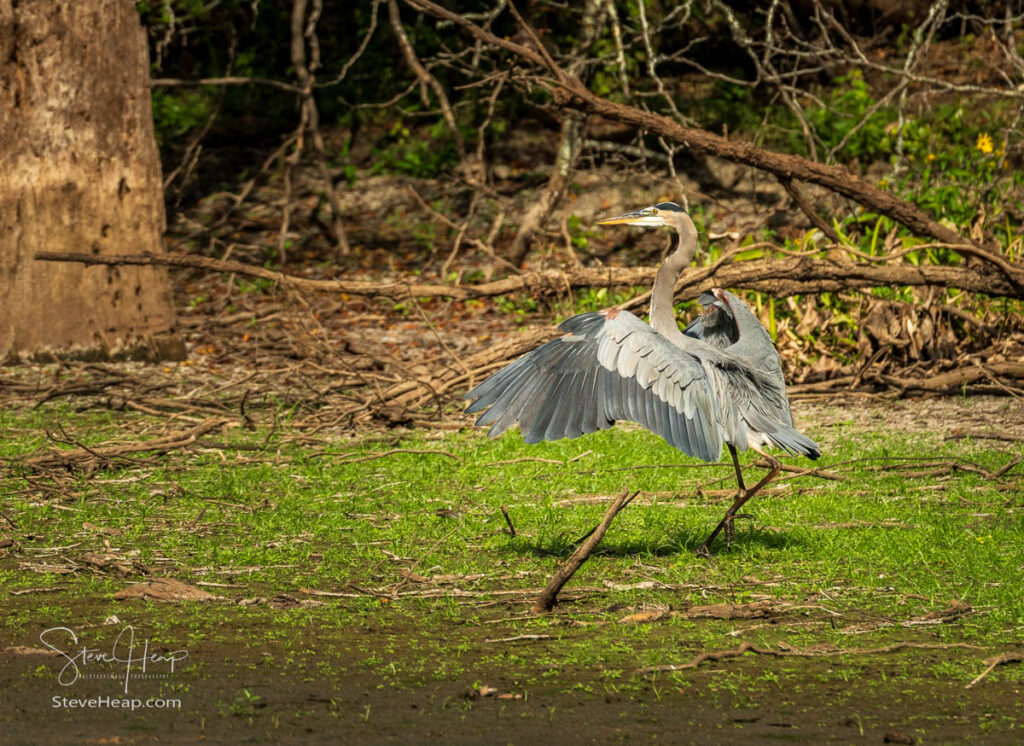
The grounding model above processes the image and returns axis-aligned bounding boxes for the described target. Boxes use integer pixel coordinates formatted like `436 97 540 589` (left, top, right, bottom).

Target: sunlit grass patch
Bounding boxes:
2 400 1022 736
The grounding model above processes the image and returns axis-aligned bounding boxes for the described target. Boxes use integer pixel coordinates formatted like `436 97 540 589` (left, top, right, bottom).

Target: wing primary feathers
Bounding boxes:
464 309 745 464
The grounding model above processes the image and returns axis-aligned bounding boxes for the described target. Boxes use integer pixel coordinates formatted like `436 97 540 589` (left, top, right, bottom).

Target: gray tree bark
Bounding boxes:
0 0 183 362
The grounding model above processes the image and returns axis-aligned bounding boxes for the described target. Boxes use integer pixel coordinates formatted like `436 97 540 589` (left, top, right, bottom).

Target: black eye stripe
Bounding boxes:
653 201 687 213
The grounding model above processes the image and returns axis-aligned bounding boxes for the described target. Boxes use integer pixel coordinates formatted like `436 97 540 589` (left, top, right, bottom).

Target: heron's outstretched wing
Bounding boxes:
464 310 723 463
716 291 784 381
684 290 817 458
703 354 817 458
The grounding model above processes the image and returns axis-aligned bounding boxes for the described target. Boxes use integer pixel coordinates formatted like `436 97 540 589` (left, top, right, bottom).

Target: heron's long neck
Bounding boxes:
650 223 697 342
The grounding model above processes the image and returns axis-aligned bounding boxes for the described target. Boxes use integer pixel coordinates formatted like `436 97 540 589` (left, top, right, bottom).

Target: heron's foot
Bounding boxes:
720 487 748 548
695 527 726 557
725 513 755 546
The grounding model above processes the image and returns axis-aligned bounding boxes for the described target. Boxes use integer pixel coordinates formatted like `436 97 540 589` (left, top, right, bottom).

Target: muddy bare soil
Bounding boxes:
3 604 1022 745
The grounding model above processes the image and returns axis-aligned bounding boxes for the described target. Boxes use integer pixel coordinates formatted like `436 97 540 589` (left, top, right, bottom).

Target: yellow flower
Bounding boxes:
926 153 936 161
976 132 994 154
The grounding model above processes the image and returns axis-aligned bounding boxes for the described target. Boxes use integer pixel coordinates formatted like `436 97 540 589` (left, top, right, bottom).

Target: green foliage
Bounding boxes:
136 0 208 25
234 277 275 294
806 70 891 161
150 88 215 147
495 294 538 323
566 214 597 251
569 286 644 315
339 136 357 186
694 78 766 137
370 121 459 178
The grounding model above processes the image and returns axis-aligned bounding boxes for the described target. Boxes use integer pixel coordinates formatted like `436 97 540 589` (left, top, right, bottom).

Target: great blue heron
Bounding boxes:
464 201 819 553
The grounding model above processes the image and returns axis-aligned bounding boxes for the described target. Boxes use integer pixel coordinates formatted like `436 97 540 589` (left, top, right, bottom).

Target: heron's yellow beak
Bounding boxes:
595 210 649 226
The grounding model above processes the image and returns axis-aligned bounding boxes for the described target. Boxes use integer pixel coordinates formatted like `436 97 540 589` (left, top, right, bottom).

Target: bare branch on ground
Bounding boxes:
638 641 986 674
532 488 638 614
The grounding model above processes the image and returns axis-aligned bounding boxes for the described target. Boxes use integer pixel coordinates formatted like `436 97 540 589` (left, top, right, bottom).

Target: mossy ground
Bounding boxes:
2 396 1023 743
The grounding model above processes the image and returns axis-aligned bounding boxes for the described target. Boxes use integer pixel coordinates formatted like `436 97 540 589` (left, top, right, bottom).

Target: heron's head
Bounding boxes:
596 202 687 228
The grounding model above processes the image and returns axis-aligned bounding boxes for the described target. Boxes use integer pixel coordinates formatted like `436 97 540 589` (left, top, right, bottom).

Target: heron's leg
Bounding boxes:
724 445 747 546
730 445 748 493
698 450 781 556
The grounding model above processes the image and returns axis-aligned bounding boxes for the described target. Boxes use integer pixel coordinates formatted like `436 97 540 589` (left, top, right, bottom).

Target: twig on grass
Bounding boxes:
391 525 463 594
947 431 1024 444
638 641 985 675
838 599 972 635
989 454 1023 479
22 418 229 471
9 586 64 596
335 448 462 465
532 488 638 614
966 652 1024 689
482 457 564 467
483 634 553 643
499 505 516 538
298 584 608 601
774 463 844 481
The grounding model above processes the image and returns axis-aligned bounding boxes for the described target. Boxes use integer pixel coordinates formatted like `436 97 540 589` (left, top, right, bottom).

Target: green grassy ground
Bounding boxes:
2 400 1023 743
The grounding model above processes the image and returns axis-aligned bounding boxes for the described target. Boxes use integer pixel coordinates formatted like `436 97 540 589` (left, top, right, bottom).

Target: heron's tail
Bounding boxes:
765 423 820 460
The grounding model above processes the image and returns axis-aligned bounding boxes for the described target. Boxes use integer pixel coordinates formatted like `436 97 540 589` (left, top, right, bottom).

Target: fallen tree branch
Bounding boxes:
33 251 1024 301
532 488 638 614
23 418 229 471
880 363 1024 394
778 177 844 245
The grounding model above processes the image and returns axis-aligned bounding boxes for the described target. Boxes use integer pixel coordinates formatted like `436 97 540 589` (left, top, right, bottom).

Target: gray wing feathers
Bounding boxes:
706 356 791 453
689 289 817 457
683 315 704 340
464 311 722 462
595 313 721 461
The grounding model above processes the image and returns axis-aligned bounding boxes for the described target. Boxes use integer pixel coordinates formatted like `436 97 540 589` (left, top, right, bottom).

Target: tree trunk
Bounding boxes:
0 0 183 362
